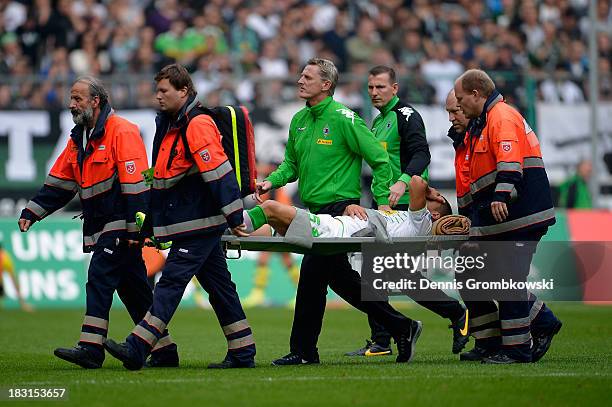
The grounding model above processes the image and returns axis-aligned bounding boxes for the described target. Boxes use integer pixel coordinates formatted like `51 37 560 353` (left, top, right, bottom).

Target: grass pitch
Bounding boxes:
1 303 611 406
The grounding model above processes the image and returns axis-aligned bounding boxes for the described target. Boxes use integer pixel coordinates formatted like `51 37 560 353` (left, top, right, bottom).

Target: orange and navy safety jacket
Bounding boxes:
21 104 150 252
447 126 472 217
149 96 243 242
465 91 555 238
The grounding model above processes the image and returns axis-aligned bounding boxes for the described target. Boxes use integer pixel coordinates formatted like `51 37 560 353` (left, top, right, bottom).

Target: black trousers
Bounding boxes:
128 235 255 365
289 200 414 359
367 202 465 346
459 228 555 361
80 244 176 358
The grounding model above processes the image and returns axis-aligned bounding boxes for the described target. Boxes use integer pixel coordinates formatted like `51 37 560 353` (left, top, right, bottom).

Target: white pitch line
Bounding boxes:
16 371 612 386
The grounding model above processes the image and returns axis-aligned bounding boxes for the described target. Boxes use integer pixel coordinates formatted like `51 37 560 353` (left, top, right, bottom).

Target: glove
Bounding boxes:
135 212 172 250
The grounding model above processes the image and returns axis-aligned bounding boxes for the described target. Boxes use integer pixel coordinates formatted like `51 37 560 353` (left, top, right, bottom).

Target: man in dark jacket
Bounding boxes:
104 64 255 370
19 76 178 369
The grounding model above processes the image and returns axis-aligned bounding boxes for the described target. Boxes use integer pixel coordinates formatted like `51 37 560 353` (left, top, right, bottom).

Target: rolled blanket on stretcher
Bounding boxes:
432 215 470 235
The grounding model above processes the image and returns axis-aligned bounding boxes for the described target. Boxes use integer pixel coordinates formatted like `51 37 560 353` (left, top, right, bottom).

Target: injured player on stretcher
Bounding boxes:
235 176 469 243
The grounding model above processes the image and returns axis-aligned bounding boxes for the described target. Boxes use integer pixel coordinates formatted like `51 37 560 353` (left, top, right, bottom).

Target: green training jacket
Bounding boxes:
371 96 431 206
558 174 592 209
267 96 392 212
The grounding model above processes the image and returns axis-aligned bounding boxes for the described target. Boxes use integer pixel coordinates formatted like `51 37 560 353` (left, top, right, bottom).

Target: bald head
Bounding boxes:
445 90 469 134
453 69 496 119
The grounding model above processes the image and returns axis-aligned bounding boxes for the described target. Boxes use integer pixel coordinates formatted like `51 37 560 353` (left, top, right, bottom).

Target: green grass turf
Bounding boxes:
1 302 611 406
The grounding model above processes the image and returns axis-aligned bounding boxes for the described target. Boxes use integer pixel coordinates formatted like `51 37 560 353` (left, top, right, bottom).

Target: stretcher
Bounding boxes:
221 235 469 256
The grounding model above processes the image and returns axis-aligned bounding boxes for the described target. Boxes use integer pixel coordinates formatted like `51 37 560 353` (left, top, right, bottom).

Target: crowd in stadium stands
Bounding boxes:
0 0 610 111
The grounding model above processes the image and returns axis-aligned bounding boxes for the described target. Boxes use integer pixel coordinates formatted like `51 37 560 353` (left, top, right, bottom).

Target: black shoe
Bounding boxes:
449 310 470 354
531 320 562 362
481 352 530 364
145 351 179 368
271 353 320 366
54 345 103 369
459 346 494 361
208 357 255 369
104 339 143 371
344 340 392 357
396 320 423 363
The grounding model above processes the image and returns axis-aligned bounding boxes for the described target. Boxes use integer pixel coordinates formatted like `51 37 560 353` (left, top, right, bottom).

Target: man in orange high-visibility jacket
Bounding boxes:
454 69 562 364
446 89 502 360
18 76 177 369
104 64 256 370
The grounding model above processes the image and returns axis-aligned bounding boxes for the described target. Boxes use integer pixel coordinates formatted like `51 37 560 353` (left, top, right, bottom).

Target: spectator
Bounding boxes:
0 32 22 74
145 0 181 35
258 39 288 78
447 23 474 64
71 0 107 22
1 0 26 32
247 0 281 41
521 2 545 53
109 27 138 73
539 0 562 26
69 31 111 75
194 6 229 55
563 40 589 80
421 41 463 104
154 20 205 67
230 7 260 70
558 159 593 208
599 57 612 100
0 0 608 109
398 30 427 70
107 0 144 30
346 17 385 65
15 11 42 67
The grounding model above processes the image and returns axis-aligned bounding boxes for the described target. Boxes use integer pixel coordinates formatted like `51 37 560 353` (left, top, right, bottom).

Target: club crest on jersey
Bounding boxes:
323 125 330 137
386 121 392 129
125 161 136 174
501 141 512 152
199 149 211 162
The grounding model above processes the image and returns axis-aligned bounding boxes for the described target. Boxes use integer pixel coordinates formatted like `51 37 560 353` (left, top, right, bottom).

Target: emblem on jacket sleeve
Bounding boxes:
199 149 211 162
125 161 136 174
335 108 355 124
501 141 512 152
398 106 414 121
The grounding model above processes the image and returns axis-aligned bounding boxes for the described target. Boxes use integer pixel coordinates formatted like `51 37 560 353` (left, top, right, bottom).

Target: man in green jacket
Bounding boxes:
345 66 468 358
257 58 422 366
558 159 593 208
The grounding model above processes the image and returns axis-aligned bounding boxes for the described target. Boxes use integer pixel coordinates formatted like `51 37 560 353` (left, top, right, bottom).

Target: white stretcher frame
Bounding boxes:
221 235 469 256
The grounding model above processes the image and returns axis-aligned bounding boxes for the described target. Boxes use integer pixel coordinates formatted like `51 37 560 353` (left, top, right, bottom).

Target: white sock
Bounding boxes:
243 210 254 232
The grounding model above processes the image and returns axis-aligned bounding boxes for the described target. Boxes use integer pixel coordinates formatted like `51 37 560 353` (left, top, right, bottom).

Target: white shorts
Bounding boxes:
308 207 432 239
308 213 369 238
